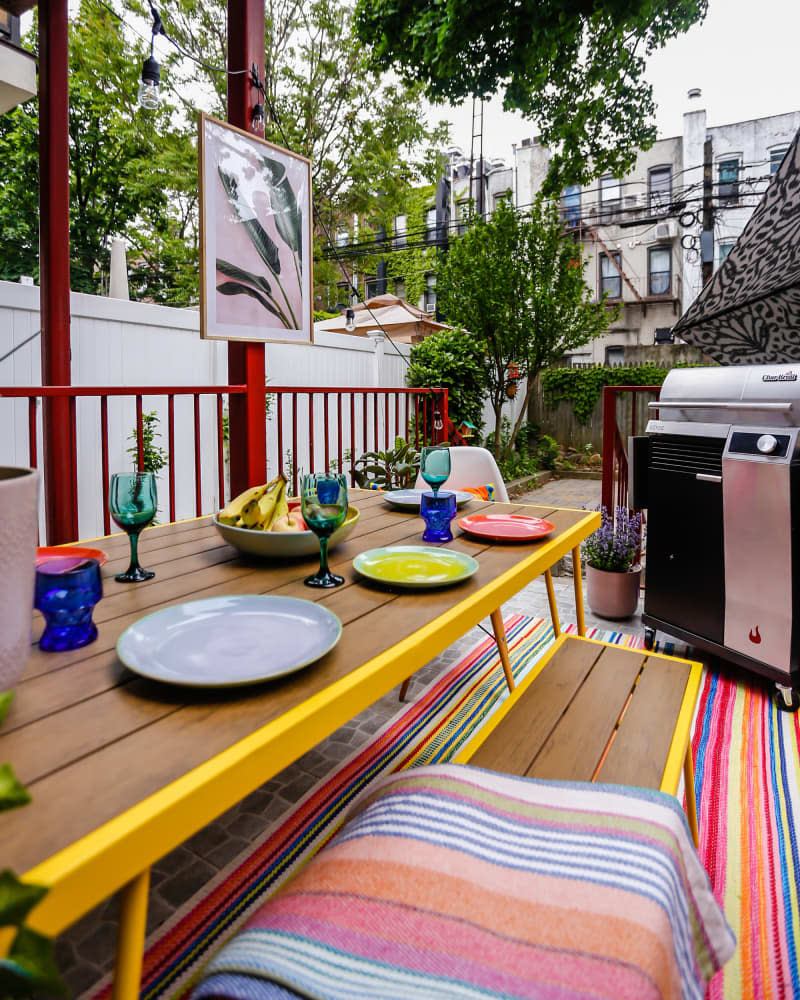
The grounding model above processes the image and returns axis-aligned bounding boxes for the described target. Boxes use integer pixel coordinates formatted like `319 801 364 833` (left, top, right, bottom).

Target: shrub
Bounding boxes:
407 328 486 439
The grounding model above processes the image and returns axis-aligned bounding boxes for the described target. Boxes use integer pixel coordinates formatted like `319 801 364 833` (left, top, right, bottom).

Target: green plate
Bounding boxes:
353 545 479 589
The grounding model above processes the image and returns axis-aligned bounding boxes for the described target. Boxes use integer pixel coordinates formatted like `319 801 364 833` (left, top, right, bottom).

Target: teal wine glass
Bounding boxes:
301 474 348 588
109 472 157 583
420 446 451 499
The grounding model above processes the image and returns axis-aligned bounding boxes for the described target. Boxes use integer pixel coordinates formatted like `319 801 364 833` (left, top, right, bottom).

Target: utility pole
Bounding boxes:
701 137 714 285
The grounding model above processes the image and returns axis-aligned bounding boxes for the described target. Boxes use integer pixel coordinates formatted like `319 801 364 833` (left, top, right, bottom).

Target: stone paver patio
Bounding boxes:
61 476 635 998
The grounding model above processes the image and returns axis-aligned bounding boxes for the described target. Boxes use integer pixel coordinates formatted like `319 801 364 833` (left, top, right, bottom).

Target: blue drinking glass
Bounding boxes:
420 490 457 543
34 558 103 652
420 446 451 499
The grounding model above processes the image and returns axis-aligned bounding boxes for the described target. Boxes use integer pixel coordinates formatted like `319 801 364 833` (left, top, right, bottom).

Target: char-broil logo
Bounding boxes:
762 371 797 382
749 625 762 645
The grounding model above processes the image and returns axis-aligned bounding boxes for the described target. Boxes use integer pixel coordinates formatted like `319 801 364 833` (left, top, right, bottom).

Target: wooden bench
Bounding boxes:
454 634 703 845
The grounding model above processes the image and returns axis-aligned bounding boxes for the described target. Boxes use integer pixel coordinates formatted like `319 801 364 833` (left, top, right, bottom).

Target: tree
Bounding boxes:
436 199 616 459
406 327 486 440
0 2 198 301
354 0 706 190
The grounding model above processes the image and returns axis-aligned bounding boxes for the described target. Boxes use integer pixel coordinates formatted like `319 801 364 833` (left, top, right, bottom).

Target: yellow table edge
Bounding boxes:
20 511 599 937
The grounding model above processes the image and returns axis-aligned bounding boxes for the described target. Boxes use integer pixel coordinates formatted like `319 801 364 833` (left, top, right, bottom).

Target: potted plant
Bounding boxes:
582 506 642 619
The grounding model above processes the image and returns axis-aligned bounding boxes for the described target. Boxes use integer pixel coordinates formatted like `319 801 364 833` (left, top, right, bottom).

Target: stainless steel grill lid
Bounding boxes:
672 126 800 365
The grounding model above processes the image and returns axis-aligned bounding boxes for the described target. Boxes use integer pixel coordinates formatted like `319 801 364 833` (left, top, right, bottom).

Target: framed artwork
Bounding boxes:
199 113 313 343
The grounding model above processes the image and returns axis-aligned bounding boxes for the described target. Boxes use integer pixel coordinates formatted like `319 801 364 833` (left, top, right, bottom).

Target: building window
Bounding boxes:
718 158 740 202
770 147 789 175
425 207 437 243
600 176 621 218
335 230 349 248
493 190 511 210
562 184 581 227
718 241 735 268
456 200 469 235
424 274 437 312
606 346 625 366
394 278 406 300
648 165 671 214
393 215 406 248
648 246 671 296
600 252 622 299
364 276 379 300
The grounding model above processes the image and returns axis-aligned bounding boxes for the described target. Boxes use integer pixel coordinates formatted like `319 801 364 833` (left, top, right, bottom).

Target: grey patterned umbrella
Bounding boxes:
672 128 800 363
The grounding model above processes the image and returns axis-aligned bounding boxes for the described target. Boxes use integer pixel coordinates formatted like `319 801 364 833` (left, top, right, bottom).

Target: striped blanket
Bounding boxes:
194 764 735 1000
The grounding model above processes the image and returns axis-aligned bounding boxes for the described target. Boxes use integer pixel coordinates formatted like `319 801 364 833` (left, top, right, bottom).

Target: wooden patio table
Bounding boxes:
0 490 598 998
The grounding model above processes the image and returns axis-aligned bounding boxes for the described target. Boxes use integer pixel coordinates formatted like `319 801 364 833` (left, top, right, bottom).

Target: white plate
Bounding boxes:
382 489 473 511
117 595 342 687
213 506 359 560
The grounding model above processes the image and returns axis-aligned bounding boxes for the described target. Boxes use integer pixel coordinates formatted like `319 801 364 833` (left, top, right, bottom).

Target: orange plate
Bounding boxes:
36 546 109 569
458 513 555 542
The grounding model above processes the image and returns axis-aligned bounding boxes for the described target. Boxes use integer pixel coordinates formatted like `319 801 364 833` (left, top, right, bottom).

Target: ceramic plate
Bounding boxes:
213 506 359 559
36 545 109 569
117 595 342 687
458 514 555 542
353 545 479 589
382 489 473 510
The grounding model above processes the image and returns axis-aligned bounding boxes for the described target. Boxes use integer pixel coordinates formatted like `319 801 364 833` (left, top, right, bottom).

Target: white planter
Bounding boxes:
586 563 641 620
0 468 39 690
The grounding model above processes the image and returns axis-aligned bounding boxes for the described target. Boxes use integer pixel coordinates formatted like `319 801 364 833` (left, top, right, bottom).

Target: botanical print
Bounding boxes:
200 115 312 342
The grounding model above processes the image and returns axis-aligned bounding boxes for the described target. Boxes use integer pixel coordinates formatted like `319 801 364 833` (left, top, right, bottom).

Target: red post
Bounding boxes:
226 0 267 497
39 0 77 543
600 386 616 514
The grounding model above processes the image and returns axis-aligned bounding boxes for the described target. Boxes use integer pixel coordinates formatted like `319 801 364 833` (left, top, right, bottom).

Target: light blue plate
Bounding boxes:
117 595 342 687
382 488 473 510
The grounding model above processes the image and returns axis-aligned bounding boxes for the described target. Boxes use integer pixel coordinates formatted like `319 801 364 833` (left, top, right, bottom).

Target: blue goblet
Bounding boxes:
35 558 103 652
420 490 457 543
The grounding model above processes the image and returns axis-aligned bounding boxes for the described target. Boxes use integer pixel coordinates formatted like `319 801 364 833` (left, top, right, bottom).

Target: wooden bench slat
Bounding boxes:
596 652 691 790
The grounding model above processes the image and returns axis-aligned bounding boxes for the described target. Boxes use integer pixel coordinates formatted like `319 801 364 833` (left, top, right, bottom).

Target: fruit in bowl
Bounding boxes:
213 475 359 559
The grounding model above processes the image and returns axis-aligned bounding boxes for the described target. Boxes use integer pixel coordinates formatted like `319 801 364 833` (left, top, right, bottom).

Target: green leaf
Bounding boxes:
260 157 303 263
216 258 272 298
0 926 66 996
217 168 282 276
0 872 47 929
0 692 12 727
0 765 30 813
216 282 286 326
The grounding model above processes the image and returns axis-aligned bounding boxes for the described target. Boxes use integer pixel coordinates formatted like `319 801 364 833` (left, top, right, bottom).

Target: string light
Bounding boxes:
344 308 356 332
137 5 163 109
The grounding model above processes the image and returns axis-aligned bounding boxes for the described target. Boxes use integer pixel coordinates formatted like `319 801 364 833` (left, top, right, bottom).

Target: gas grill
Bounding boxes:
631 363 800 708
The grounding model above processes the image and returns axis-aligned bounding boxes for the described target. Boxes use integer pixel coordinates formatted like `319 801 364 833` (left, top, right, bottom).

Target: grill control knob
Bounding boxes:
756 434 779 455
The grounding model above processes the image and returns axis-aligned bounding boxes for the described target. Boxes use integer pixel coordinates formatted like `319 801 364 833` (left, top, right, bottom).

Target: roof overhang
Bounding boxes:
0 37 36 113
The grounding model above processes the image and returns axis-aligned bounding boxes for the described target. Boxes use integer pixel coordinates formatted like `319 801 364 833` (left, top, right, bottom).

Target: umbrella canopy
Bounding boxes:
314 294 450 344
672 127 800 364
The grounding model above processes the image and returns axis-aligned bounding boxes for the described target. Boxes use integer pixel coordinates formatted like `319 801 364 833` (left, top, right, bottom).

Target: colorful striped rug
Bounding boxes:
86 616 800 1000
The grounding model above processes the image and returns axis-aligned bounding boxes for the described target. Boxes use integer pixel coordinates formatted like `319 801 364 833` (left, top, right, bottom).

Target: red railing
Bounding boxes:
600 384 661 513
0 384 447 543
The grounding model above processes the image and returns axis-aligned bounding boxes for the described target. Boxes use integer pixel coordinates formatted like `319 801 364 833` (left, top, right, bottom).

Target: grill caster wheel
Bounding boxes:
644 627 656 652
775 683 800 713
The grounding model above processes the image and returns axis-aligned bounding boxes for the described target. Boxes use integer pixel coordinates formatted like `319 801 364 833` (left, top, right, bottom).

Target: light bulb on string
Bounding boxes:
433 410 444 432
138 54 161 109
345 308 356 333
251 102 265 132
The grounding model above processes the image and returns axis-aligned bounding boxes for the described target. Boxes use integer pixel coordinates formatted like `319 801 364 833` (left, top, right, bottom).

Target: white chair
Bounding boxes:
414 446 510 502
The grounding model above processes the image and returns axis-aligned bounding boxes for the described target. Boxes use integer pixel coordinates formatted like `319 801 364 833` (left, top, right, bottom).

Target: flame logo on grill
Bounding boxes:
749 626 761 644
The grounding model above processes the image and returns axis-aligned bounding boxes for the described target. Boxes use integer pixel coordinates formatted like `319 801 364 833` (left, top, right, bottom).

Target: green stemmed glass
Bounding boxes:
420 446 451 499
109 472 157 583
301 474 348 588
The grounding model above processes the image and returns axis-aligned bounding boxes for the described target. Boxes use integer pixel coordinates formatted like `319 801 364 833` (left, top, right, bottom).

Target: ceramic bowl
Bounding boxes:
213 505 360 559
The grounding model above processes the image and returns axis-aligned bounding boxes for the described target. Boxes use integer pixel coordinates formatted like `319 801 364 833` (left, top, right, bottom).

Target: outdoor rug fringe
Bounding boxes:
84 617 800 1000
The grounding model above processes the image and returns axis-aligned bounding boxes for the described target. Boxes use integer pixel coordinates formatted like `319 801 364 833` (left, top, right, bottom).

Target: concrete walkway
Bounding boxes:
66 477 638 998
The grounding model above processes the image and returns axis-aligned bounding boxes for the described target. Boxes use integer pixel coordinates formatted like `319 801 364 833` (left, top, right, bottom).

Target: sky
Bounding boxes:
434 0 800 161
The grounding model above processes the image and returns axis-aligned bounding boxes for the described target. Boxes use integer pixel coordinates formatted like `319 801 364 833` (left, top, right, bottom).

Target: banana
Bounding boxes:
218 483 269 525
256 474 286 529
268 482 289 531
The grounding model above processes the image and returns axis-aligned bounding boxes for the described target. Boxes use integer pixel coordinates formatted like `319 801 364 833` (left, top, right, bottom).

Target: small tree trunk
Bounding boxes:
491 399 504 459
502 379 536 461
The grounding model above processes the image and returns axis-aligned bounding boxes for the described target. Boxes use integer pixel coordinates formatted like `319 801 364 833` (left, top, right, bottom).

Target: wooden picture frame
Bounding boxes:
198 113 314 344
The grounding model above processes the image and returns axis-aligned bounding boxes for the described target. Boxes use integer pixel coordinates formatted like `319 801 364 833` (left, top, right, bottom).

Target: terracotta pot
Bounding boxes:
0 468 39 690
586 563 641 620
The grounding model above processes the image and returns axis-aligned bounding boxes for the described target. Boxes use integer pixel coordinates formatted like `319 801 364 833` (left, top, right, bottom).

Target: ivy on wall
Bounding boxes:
540 363 707 425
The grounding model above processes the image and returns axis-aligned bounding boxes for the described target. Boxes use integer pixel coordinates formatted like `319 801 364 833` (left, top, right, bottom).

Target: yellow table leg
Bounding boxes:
683 745 700 848
544 569 560 638
490 609 515 693
112 868 150 1000
571 547 586 636
398 678 411 702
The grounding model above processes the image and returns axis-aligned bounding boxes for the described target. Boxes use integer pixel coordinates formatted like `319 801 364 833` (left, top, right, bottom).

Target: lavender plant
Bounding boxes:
582 506 642 573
